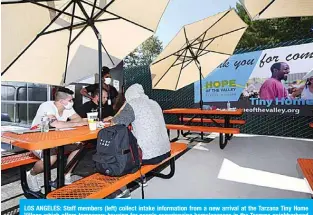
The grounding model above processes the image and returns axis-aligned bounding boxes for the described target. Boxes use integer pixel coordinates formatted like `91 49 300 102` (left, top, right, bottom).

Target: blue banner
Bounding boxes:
194 51 262 103
193 43 313 116
20 199 313 215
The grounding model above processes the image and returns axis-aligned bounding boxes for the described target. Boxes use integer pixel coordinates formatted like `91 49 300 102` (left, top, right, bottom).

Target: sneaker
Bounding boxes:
65 175 72 185
26 171 41 192
115 188 131 199
136 176 148 187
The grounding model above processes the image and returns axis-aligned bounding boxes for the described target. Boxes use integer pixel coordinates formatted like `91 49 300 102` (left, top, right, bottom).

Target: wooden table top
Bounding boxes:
1 126 99 150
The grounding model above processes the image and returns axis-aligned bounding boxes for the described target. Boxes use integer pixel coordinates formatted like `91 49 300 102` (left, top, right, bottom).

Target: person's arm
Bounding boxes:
111 87 119 111
69 113 88 123
80 84 97 99
291 85 305 98
50 120 86 129
80 88 93 100
50 111 87 129
110 103 135 126
102 102 126 122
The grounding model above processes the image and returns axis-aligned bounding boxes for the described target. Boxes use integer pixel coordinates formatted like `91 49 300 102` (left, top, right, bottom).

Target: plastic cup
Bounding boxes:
87 112 98 131
88 121 97 131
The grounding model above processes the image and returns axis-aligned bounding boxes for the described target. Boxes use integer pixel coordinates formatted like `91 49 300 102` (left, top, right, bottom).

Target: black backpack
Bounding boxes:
92 124 142 177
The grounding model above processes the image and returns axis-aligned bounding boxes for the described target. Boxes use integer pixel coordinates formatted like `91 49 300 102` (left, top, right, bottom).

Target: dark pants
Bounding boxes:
142 151 171 165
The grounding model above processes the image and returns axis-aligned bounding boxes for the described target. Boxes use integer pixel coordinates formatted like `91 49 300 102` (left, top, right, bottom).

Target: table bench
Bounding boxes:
166 124 239 149
180 118 246 125
1 152 39 171
46 142 187 199
297 158 313 198
1 143 95 199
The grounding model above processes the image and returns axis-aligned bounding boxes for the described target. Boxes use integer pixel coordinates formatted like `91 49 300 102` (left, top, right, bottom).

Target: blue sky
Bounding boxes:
155 0 240 47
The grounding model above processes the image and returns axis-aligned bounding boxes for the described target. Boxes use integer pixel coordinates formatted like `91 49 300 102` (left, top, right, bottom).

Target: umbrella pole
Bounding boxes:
199 64 203 110
197 60 204 140
97 33 103 120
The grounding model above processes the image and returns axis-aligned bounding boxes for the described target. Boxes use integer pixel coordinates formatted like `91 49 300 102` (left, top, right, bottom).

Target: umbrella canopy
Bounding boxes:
240 0 313 21
1 0 169 85
150 9 247 94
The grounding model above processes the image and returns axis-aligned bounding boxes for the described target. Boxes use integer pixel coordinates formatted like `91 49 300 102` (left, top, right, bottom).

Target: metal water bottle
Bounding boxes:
227 101 231 110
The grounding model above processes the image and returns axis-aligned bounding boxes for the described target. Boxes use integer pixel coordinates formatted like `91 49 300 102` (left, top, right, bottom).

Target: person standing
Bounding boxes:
80 66 118 113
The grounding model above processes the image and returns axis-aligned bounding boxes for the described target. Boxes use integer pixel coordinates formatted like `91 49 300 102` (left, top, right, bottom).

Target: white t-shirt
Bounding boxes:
301 87 313 100
32 101 76 127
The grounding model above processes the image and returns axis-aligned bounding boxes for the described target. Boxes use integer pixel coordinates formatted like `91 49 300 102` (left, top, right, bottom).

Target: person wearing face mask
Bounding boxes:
259 62 290 101
27 87 88 192
75 88 114 119
80 66 119 112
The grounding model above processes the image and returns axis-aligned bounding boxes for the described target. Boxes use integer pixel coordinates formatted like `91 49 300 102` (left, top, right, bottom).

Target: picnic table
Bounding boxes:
163 108 245 149
1 126 99 198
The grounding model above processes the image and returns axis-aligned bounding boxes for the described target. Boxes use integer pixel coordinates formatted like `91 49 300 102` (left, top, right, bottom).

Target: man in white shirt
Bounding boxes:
27 87 88 192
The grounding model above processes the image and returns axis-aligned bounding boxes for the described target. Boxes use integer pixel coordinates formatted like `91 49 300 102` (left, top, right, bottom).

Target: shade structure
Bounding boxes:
150 9 247 108
240 0 313 21
1 0 169 86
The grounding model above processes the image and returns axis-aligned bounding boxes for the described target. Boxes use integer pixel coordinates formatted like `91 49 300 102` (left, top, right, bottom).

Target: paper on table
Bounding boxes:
57 128 76 131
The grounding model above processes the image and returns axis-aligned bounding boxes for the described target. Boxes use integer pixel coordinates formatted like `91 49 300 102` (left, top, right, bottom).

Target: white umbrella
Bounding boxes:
240 0 313 21
1 0 169 86
1 0 169 118
150 9 247 108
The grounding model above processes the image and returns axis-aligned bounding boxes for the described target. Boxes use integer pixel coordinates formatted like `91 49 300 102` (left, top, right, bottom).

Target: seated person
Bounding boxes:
75 88 113 120
80 66 119 112
27 87 88 192
104 84 171 198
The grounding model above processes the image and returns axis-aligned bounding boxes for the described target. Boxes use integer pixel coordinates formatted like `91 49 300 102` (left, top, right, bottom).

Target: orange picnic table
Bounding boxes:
1 126 100 198
309 123 313 128
163 108 244 148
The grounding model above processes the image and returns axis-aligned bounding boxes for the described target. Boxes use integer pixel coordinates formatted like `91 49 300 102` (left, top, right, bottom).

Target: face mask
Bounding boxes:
63 101 73 110
104 77 112 85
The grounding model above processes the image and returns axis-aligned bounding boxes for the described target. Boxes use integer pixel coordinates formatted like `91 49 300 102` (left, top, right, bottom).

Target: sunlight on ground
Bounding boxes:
218 158 312 194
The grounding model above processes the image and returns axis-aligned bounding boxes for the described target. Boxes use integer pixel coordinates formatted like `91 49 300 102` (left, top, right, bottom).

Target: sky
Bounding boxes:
155 0 240 47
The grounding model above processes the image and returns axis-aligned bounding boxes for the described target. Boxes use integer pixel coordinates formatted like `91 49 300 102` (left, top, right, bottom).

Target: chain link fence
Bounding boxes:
124 38 313 139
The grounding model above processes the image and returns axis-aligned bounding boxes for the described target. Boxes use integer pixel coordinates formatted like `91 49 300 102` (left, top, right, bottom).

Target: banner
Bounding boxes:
194 43 313 116
20 199 313 215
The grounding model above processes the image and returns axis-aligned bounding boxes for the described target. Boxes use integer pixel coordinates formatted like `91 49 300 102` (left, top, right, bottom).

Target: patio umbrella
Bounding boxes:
240 0 313 21
150 9 248 109
1 0 169 118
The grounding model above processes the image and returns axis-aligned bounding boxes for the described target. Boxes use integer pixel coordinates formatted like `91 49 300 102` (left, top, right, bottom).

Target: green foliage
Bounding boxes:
124 36 163 68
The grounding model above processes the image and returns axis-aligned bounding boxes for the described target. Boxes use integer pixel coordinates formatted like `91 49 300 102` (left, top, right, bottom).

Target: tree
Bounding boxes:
235 2 313 49
124 36 163 68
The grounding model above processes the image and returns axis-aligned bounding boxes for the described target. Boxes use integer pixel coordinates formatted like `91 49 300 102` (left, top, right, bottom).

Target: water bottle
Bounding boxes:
41 113 50 132
227 101 231 110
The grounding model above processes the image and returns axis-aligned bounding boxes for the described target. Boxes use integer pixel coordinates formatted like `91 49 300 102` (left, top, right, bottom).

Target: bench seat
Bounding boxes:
1 152 39 171
166 124 240 134
47 142 187 199
181 118 245 125
166 124 239 149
